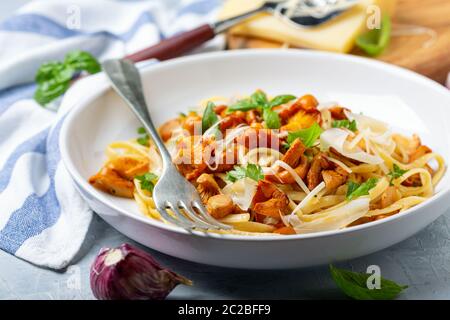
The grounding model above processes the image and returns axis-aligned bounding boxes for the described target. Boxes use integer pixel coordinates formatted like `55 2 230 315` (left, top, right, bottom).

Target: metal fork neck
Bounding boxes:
212 6 271 34
102 59 173 165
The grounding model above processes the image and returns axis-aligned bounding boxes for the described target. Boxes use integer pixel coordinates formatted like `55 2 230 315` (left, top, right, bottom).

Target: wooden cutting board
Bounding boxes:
226 0 450 84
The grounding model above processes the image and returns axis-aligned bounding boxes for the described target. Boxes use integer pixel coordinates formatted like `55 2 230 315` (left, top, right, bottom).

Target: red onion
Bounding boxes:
90 243 192 300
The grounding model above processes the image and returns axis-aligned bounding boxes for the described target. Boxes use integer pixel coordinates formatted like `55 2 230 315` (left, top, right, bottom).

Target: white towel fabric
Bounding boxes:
0 0 223 269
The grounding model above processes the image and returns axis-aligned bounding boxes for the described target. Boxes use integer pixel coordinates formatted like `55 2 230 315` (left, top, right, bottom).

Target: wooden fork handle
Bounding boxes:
125 24 215 62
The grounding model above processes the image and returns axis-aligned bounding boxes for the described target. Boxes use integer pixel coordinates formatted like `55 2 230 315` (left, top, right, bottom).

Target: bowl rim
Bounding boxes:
60 48 450 242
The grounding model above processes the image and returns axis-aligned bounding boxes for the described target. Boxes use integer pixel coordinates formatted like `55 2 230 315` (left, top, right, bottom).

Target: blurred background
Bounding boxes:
1 0 448 84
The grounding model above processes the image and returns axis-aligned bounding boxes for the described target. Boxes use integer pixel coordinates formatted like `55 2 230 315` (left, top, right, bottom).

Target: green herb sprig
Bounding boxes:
34 50 101 106
332 119 357 132
137 127 150 146
346 178 378 200
135 172 158 194
202 101 219 132
286 122 323 148
387 164 408 185
227 90 296 129
226 164 264 183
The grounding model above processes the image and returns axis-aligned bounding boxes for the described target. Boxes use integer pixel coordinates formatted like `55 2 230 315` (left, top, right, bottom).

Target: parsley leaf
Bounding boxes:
135 172 158 194
137 137 149 146
136 127 150 146
286 122 323 148
34 50 101 106
330 264 408 300
226 164 264 183
346 178 378 200
269 95 296 108
387 164 408 185
137 127 146 134
202 101 219 133
245 163 265 182
225 166 247 182
332 119 357 132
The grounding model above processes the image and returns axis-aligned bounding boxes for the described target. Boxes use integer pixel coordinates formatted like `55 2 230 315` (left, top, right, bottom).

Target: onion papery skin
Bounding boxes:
90 243 192 300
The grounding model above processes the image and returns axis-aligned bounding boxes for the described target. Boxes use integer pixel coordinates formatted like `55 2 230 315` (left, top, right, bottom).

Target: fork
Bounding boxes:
126 0 357 63
102 59 232 231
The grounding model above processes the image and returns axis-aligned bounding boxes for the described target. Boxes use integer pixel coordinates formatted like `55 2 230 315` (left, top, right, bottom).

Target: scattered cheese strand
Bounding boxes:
291 182 326 215
273 160 310 194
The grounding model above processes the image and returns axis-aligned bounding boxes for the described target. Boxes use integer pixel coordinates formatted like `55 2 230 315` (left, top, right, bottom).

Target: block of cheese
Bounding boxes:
219 0 397 53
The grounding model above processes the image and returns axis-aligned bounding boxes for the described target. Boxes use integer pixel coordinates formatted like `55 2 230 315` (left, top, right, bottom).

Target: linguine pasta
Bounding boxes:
89 91 445 235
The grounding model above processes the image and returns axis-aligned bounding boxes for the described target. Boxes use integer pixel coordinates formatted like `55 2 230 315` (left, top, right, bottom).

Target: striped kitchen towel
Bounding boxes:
0 0 223 269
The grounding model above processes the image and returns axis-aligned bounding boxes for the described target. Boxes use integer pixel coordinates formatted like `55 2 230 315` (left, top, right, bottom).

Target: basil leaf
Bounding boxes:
202 101 219 133
330 264 408 300
387 164 408 185
332 119 357 132
228 90 293 113
34 50 101 106
227 99 257 112
228 90 270 112
64 50 101 74
286 122 323 148
35 62 72 84
34 79 70 106
263 108 281 129
226 164 264 183
34 62 74 105
269 95 296 108
346 178 378 200
135 173 158 194
251 90 269 107
356 15 391 57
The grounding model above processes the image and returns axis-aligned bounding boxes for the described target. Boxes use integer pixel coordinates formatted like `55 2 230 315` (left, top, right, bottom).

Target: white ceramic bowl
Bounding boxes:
60 50 450 269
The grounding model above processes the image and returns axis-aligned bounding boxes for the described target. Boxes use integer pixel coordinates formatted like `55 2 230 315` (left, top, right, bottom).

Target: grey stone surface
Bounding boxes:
1 211 450 300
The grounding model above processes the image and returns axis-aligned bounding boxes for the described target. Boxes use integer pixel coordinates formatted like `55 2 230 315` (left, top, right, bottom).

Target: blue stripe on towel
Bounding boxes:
0 178 60 253
0 14 80 39
0 128 49 193
0 13 157 41
0 118 64 253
